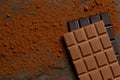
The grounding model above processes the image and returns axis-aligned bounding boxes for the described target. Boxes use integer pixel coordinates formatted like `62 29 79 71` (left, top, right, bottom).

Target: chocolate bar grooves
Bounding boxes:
64 21 120 80
67 13 119 55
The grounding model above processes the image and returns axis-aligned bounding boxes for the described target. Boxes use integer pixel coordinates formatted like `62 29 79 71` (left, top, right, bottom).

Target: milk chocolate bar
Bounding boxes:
67 13 119 55
64 21 120 80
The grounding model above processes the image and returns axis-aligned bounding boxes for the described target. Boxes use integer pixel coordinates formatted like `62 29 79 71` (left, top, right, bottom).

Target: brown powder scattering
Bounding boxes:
0 0 120 79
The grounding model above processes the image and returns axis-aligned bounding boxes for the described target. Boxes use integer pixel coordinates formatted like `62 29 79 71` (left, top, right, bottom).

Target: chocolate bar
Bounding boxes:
67 13 119 55
64 21 120 80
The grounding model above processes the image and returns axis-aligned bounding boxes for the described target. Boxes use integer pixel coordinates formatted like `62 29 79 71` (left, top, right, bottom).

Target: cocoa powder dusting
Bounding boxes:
0 0 120 79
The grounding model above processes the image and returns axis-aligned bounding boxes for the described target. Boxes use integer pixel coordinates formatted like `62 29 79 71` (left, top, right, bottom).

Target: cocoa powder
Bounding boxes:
0 0 120 78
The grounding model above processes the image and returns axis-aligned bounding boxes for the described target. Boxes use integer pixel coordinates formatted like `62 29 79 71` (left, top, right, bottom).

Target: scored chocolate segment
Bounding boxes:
67 20 80 31
79 18 90 27
68 45 82 61
74 28 87 42
84 24 98 39
100 34 112 49
94 52 108 67
100 66 113 79
63 21 120 80
90 15 101 23
73 60 87 75
84 56 97 71
100 13 111 26
105 48 117 63
89 70 102 80
112 40 119 55
94 21 106 35
106 26 115 40
79 74 91 80
63 32 76 47
89 38 103 53
110 62 120 77
116 55 120 64
79 41 92 57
